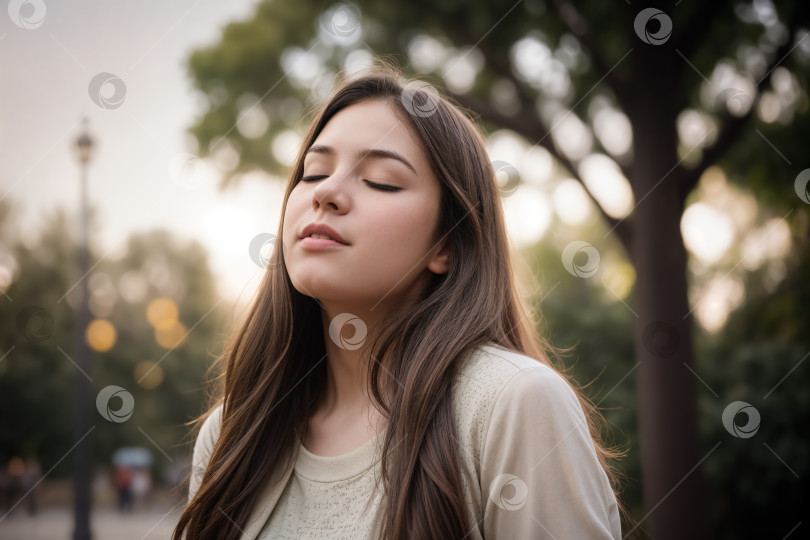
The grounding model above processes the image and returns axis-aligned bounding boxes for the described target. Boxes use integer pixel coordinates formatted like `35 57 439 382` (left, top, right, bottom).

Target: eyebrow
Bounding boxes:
304 144 418 175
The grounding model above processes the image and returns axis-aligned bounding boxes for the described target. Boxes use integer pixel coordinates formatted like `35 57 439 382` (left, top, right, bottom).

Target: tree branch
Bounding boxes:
545 0 631 112
679 12 807 202
451 21 633 182
447 89 634 255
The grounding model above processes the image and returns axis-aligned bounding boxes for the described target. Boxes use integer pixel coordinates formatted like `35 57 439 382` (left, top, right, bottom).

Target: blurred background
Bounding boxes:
1 1 808 539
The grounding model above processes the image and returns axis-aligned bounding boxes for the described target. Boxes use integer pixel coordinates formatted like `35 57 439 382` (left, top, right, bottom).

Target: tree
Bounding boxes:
0 199 229 483
183 1 810 537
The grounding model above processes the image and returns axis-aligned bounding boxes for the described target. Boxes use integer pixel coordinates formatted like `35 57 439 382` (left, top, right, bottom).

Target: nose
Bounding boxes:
311 170 350 214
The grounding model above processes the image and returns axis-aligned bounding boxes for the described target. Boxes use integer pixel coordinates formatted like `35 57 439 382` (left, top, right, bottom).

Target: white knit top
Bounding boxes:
189 343 622 539
257 428 388 539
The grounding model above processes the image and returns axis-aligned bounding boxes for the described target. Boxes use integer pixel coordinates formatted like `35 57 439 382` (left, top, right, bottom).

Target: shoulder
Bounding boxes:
195 402 224 455
451 342 577 466
452 342 575 433
189 403 224 500
453 343 622 539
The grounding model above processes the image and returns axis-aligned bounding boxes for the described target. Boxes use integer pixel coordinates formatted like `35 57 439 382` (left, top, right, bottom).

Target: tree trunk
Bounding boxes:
629 44 707 539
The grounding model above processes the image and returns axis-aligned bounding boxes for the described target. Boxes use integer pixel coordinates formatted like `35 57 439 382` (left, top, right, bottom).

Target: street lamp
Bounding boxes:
72 117 94 540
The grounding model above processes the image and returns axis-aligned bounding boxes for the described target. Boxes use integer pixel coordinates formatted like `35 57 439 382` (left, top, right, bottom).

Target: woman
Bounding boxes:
174 62 624 539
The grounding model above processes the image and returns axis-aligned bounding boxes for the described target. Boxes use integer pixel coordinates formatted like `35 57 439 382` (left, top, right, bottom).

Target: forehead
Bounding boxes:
310 99 426 165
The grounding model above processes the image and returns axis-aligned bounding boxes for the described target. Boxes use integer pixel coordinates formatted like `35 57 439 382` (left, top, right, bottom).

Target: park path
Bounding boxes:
0 505 181 540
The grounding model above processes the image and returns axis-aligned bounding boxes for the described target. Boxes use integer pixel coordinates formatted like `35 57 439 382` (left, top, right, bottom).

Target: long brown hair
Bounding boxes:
173 60 626 540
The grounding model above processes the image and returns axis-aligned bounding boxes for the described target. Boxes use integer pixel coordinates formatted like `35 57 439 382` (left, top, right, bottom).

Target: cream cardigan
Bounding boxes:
188 342 622 539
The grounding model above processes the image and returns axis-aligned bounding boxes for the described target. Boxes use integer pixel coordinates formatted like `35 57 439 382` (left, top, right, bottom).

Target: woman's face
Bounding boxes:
282 99 449 311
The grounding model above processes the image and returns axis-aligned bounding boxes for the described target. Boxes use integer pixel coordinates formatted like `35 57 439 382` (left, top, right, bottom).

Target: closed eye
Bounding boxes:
299 175 401 193
300 175 328 183
364 180 401 192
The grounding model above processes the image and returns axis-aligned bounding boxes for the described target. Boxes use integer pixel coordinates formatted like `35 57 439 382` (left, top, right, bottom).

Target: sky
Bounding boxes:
0 0 284 302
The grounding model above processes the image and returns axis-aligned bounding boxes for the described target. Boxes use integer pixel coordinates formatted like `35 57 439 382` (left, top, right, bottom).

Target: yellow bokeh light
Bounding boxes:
86 319 117 352
134 360 164 389
146 298 179 330
155 320 188 350
600 260 636 300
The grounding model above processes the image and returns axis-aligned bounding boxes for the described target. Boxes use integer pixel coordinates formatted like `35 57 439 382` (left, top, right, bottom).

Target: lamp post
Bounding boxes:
72 118 94 540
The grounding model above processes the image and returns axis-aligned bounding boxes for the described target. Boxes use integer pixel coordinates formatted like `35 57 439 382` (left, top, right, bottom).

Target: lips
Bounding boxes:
301 223 348 245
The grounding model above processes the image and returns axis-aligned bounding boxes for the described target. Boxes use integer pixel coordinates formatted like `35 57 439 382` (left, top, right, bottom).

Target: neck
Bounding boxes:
316 306 380 416
313 280 429 419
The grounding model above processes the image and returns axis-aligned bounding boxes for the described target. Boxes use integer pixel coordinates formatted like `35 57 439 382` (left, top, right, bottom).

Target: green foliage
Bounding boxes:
0 200 229 480
696 233 810 538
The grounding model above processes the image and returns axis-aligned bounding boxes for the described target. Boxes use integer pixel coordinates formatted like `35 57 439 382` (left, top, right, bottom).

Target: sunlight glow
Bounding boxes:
408 34 450 73
578 154 634 218
551 112 592 161
681 203 735 265
501 185 553 249
593 106 633 158
552 179 592 226
271 130 302 168
741 218 793 271
692 275 745 334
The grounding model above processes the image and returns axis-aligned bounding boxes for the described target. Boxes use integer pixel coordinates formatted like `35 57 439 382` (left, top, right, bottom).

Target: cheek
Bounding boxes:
281 191 307 242
364 204 437 262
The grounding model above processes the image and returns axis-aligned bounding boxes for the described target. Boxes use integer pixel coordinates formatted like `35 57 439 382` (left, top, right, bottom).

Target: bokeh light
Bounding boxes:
146 297 179 330
134 360 164 389
155 320 188 350
86 319 117 352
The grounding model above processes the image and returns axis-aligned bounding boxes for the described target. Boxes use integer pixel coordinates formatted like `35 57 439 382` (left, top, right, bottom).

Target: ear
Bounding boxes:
427 241 451 275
